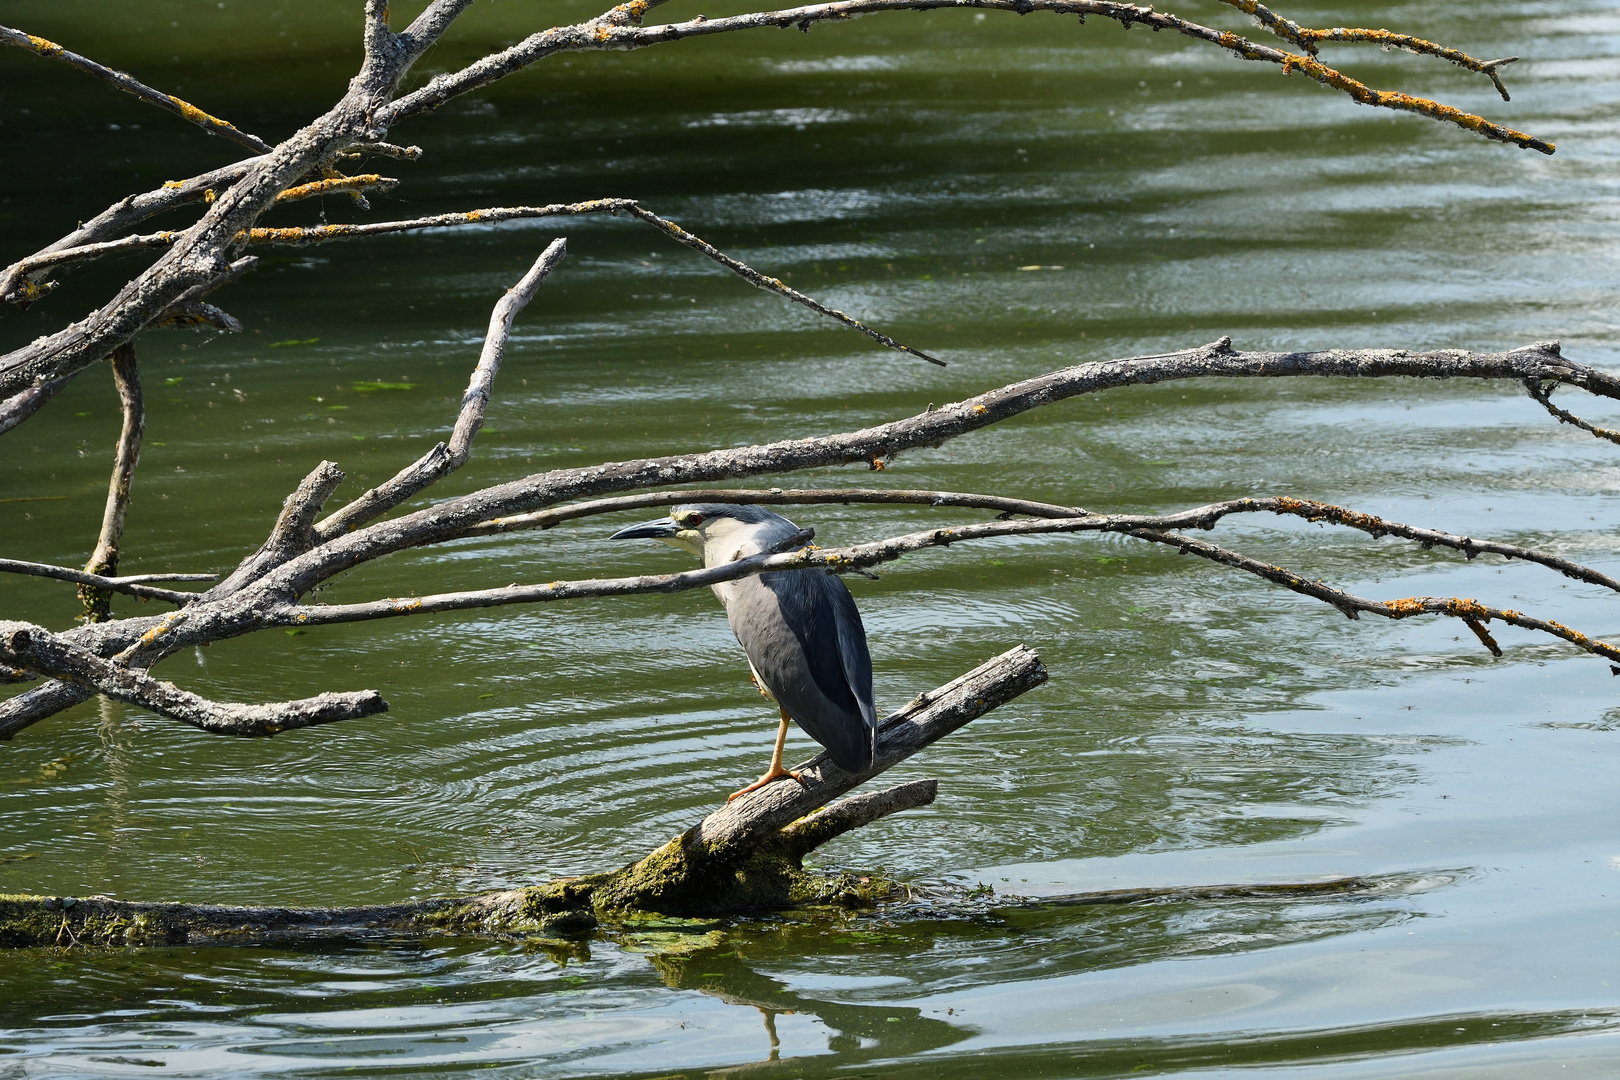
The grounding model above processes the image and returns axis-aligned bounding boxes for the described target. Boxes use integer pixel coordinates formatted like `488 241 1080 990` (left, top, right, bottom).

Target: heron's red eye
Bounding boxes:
685 513 704 527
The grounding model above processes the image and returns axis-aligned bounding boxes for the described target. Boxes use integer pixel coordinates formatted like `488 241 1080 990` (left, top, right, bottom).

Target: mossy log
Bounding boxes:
0 646 1047 947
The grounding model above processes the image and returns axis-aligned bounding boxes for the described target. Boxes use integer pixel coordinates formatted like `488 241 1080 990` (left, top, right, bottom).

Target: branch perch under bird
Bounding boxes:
0 646 1047 941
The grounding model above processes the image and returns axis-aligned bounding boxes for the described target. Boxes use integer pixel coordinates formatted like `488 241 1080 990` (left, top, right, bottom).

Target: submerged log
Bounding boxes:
0 646 1048 947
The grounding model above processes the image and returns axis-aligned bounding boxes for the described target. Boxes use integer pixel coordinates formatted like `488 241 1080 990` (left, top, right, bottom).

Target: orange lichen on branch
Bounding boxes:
239 225 357 246
1271 496 1394 536
1443 598 1490 621
1210 1 1516 98
1382 596 1429 618
1547 620 1592 650
1279 52 1551 153
1461 617 1502 657
1210 0 1314 52
275 174 397 204
24 33 64 57
1298 27 1516 100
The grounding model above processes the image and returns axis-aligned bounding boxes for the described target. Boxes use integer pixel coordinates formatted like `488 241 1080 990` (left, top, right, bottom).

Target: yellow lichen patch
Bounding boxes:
973 404 988 415
466 210 482 222
275 175 387 203
138 612 181 647
1443 598 1490 621
1279 54 1550 152
27 35 64 57
166 95 238 133
1383 597 1429 618
163 180 186 190
595 25 613 41
204 189 216 204
1546 620 1592 649
241 225 348 244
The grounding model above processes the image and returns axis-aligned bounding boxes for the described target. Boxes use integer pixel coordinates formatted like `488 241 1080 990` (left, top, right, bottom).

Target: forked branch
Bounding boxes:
380 0 1551 152
0 622 385 735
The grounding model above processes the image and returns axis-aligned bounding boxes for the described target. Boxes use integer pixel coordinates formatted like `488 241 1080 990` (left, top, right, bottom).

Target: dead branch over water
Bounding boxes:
0 2 1601 933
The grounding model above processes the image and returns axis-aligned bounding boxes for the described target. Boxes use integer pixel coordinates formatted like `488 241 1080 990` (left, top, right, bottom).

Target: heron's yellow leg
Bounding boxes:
728 707 805 802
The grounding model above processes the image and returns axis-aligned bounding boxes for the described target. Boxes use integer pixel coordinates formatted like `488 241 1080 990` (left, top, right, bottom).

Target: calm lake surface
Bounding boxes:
3 1 1619 1075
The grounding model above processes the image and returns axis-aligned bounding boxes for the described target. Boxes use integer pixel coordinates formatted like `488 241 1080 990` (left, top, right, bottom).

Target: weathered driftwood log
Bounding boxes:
0 646 1045 947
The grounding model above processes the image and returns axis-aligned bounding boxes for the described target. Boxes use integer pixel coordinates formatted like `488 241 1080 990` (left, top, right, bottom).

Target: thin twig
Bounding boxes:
1210 1 1518 99
0 25 272 154
0 559 210 604
1522 378 1620 446
1300 29 1516 101
621 203 943 365
1121 526 1620 662
237 198 937 362
79 345 145 622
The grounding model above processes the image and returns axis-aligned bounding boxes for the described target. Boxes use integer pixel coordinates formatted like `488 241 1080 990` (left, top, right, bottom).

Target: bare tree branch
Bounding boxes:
311 239 569 541
777 778 938 858
0 161 258 306
0 25 273 153
377 0 1551 153
0 0 1553 415
0 650 1056 939
471 488 1620 596
592 644 1048 912
283 509 1620 665
0 622 386 736
6 337 1615 741
78 345 144 622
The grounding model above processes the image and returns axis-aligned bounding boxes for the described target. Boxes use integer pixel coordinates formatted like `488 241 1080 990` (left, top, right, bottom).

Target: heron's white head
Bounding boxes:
608 503 805 567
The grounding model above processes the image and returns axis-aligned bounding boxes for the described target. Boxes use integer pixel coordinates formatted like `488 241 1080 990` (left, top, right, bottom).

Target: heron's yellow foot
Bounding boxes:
727 764 805 802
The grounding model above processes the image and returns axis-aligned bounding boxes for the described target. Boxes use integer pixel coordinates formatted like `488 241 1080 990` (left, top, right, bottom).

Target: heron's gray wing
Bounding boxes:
726 570 873 772
826 572 877 767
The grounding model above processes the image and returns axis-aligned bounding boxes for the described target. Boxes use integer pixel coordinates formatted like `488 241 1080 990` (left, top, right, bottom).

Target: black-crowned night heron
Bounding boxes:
610 504 877 801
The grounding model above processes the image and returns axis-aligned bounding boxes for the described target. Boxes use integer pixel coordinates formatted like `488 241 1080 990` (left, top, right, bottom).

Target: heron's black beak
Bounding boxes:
608 518 681 540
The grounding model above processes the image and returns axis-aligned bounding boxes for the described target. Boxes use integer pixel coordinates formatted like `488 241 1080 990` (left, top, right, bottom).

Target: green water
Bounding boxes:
3 0 1619 1075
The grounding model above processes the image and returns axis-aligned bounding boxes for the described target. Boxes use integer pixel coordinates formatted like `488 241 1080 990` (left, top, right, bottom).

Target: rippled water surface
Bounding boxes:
3 0 1620 1075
